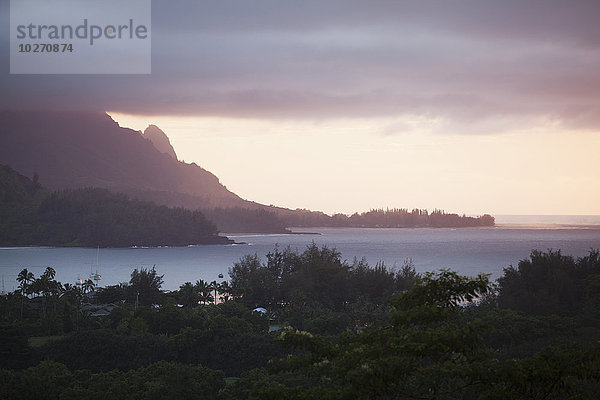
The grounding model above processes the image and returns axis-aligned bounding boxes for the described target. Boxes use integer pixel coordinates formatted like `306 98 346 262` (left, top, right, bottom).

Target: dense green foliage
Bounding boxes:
250 271 495 399
239 268 600 399
37 306 279 376
129 266 165 307
1 246 600 399
228 244 417 332
497 249 600 316
0 165 47 240
0 360 225 400
0 165 229 247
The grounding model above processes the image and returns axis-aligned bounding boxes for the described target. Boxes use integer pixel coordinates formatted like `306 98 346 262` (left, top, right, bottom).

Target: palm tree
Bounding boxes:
42 266 56 281
38 266 62 317
210 280 218 304
62 283 83 331
82 279 95 294
16 268 34 319
217 281 232 303
16 268 34 296
195 280 213 305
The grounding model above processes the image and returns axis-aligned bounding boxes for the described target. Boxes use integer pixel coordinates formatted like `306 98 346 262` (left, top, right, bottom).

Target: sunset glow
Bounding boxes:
109 112 600 215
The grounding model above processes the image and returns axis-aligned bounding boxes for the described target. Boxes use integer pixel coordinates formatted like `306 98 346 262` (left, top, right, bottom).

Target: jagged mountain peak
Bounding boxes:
0 110 241 208
142 124 177 160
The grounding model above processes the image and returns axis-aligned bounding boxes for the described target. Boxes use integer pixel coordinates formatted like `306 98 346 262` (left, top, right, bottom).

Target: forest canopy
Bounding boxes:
0 165 229 247
1 247 599 399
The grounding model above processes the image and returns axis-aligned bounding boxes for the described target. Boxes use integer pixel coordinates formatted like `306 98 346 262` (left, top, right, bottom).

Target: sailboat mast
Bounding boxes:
90 246 102 288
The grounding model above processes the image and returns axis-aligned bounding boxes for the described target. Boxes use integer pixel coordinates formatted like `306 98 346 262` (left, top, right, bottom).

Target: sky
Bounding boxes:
2 0 600 215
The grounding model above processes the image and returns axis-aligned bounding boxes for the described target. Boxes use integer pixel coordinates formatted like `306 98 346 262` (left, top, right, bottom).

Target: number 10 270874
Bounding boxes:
18 43 73 53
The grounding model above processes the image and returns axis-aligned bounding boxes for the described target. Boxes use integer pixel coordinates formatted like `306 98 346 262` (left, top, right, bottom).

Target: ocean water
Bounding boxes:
1 226 599 292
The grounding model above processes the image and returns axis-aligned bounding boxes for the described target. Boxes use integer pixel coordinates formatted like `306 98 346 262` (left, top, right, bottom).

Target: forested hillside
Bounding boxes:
0 165 230 247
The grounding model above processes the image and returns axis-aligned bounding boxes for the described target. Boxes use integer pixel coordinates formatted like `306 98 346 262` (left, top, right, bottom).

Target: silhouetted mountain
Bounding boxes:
0 110 246 207
142 125 177 159
0 110 295 233
0 110 494 232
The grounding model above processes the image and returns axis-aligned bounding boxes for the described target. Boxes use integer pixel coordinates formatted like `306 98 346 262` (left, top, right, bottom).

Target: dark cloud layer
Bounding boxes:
2 0 600 131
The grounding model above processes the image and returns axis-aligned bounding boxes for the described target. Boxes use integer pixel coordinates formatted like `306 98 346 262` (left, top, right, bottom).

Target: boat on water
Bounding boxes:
90 246 102 287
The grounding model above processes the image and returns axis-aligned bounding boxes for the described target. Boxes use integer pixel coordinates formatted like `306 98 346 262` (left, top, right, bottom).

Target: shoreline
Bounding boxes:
3 224 600 250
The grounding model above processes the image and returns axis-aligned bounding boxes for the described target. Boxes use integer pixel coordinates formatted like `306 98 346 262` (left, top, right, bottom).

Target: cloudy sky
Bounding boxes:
2 0 599 215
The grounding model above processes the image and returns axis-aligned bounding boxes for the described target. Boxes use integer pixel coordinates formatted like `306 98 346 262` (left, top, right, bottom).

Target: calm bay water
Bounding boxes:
1 226 599 292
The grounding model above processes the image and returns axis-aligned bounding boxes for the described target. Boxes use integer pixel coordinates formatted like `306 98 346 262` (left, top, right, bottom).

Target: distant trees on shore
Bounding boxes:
199 206 495 233
278 207 495 228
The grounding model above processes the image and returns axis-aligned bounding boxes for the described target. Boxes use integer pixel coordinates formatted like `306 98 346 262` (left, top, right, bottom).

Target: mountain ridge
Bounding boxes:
0 110 244 208
0 109 495 231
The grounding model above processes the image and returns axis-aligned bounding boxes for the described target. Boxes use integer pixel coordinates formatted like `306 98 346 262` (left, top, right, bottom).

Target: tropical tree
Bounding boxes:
16 268 34 297
60 283 84 332
129 266 164 307
497 249 600 316
195 280 213 305
16 268 34 319
217 281 232 303
178 282 199 307
209 281 218 304
82 279 95 294
42 266 56 281
31 267 63 317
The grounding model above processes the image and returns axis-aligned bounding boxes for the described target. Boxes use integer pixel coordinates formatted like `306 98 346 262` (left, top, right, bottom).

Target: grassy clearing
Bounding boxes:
225 377 240 386
28 335 63 348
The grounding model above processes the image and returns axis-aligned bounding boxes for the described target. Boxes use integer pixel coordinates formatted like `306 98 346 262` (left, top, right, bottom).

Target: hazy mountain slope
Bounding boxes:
0 110 493 231
0 110 242 209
